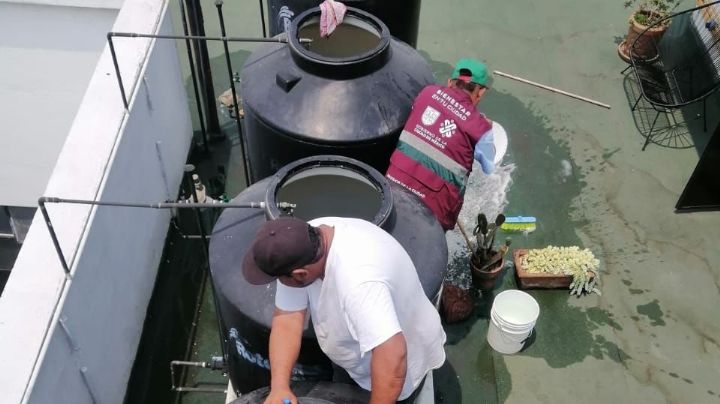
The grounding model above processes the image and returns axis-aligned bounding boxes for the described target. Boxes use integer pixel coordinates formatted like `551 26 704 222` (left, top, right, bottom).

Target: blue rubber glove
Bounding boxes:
474 128 496 174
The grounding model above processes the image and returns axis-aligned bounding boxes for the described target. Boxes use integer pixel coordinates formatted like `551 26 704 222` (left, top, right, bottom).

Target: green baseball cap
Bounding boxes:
451 59 489 87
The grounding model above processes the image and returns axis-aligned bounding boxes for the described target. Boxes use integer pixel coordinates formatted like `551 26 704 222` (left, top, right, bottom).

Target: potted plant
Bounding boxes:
618 0 678 62
514 246 601 296
459 213 511 291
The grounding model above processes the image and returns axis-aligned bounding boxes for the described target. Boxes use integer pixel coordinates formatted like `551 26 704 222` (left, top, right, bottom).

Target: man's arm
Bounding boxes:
264 308 306 404
370 332 407 404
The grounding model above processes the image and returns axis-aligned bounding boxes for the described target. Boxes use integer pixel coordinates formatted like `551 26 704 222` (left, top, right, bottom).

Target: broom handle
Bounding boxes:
493 70 611 110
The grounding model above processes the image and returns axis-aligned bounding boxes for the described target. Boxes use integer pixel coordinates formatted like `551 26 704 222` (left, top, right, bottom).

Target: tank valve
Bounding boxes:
191 174 214 203
208 356 226 371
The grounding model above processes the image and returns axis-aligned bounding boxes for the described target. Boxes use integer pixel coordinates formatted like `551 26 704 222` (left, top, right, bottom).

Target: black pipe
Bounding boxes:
106 32 297 110
183 0 221 135
106 35 128 110
183 171 228 367
178 0 209 153
37 200 71 277
258 0 267 38
215 0 253 187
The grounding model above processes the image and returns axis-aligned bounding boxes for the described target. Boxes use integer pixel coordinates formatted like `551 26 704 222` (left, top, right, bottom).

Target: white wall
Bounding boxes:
0 0 123 9
0 3 118 207
0 0 193 403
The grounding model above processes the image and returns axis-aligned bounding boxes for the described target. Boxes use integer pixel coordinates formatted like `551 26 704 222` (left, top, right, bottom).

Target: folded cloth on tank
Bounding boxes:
319 0 347 37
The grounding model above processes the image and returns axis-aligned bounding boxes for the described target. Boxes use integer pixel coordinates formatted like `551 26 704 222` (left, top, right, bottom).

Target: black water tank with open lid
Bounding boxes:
209 156 447 394
241 7 434 183
267 0 422 47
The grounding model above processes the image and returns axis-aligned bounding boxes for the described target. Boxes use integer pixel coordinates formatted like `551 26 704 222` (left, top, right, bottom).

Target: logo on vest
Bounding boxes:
439 119 457 138
421 106 440 126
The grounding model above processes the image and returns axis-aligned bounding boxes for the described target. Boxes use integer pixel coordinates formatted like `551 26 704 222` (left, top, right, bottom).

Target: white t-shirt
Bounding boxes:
275 217 446 400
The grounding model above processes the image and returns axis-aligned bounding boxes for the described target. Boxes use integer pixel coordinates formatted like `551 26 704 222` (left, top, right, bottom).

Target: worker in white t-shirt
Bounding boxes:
243 216 446 404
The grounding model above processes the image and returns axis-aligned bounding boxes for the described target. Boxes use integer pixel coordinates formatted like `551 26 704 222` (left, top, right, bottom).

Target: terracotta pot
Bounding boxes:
620 10 668 62
440 282 474 323
471 254 505 291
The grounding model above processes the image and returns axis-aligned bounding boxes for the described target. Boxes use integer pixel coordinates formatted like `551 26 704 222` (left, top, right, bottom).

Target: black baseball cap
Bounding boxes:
242 217 321 285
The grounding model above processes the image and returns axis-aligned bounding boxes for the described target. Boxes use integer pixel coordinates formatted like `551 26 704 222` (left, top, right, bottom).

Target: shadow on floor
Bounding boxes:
433 360 462 404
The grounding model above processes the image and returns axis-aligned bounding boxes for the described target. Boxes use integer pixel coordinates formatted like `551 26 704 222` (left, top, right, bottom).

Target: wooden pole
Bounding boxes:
493 70 611 109
456 221 476 255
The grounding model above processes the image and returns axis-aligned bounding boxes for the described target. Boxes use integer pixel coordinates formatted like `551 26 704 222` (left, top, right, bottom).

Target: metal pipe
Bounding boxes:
172 269 210 404
106 34 128 110
175 386 227 393
109 31 296 43
215 1 253 186
178 0 209 153
38 196 292 210
185 172 210 256
171 360 227 394
258 0 267 37
105 31 307 113
79 366 99 404
37 196 294 279
37 198 71 278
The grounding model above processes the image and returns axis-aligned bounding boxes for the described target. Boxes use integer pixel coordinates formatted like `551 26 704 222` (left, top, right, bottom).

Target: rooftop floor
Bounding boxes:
171 0 720 402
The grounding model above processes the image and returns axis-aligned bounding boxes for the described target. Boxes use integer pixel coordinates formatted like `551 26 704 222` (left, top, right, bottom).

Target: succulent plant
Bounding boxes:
624 0 678 26
522 246 601 296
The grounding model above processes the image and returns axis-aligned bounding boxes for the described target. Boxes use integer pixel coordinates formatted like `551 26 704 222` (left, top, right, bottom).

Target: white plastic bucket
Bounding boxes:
487 290 540 354
492 121 508 165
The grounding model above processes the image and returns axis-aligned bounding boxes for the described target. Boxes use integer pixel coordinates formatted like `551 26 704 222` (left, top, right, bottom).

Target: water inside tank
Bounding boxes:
276 167 382 221
298 20 381 58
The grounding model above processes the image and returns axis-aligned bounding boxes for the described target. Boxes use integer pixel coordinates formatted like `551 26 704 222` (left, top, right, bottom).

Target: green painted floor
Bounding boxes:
172 0 720 403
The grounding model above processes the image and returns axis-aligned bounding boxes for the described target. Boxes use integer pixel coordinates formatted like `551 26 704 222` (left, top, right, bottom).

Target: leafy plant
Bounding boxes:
521 246 601 296
624 0 678 26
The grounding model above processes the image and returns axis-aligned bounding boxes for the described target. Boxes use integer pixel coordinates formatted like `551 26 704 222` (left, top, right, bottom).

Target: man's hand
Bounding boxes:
369 332 407 404
263 387 297 404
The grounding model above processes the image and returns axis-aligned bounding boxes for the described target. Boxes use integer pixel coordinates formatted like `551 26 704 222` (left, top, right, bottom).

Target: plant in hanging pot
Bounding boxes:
465 213 511 291
618 0 678 62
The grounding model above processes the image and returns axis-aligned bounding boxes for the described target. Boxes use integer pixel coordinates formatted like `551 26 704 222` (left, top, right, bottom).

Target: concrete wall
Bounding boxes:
0 2 118 207
0 0 193 403
1 0 123 9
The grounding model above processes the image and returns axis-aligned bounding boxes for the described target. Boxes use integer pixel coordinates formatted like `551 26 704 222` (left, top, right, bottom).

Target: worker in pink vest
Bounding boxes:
386 59 497 231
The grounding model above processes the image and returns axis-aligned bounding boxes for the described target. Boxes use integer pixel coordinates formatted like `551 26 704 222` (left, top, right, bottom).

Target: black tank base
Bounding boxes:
231 381 370 404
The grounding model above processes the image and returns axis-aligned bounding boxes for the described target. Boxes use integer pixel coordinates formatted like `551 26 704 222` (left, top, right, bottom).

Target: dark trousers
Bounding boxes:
332 364 427 403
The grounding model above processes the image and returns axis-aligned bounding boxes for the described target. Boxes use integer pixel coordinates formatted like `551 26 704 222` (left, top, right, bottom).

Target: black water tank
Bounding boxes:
209 156 447 394
241 7 433 183
230 381 370 404
267 0 422 47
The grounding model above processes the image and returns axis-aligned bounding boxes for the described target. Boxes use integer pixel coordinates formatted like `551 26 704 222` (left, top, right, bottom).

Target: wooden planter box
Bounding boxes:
514 249 574 289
